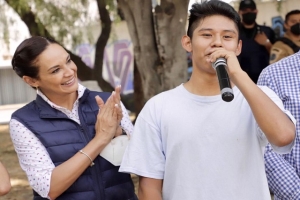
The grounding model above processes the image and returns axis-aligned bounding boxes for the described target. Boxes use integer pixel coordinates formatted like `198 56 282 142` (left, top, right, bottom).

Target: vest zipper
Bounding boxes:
78 110 105 199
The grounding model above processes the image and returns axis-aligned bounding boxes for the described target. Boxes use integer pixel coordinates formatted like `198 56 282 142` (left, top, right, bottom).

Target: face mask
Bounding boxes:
242 12 257 25
290 23 300 36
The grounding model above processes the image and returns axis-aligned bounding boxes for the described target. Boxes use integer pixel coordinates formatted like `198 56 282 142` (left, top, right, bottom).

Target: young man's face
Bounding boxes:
182 15 241 75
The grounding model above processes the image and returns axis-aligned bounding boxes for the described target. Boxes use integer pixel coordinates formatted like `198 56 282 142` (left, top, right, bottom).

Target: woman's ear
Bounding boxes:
182 35 192 52
23 76 38 88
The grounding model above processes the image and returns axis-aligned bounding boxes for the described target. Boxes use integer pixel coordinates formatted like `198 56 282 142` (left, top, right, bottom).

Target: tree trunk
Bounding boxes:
133 59 144 123
118 0 189 115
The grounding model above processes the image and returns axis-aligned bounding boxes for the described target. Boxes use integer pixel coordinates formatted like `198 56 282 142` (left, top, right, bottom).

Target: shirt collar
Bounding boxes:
36 83 86 110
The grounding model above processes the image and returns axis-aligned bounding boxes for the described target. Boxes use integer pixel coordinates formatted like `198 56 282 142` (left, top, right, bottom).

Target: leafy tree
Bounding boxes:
1 0 190 116
2 0 114 91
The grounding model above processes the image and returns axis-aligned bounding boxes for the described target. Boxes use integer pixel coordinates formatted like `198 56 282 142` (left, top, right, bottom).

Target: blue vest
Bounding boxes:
11 89 137 200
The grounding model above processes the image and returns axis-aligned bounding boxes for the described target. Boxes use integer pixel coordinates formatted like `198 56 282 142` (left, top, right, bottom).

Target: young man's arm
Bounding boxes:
210 48 295 147
138 177 163 200
232 71 295 147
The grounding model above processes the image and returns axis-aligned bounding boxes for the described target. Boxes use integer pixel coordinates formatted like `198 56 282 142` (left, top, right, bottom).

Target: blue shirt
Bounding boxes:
258 51 300 200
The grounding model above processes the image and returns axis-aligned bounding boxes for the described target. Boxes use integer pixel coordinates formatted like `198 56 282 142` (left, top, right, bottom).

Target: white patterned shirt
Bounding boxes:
9 84 133 198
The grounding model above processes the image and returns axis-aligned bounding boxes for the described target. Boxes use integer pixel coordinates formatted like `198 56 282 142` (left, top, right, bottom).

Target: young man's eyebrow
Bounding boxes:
197 28 237 34
223 30 237 34
197 28 213 32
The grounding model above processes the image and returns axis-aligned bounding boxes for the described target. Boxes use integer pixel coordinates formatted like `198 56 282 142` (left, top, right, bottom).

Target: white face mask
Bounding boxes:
100 135 130 166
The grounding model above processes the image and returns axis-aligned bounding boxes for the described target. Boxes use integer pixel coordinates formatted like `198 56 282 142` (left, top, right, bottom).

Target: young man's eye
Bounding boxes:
202 34 212 37
224 35 233 39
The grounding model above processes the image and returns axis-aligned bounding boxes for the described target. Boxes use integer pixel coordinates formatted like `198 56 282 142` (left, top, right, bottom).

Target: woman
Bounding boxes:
9 36 137 200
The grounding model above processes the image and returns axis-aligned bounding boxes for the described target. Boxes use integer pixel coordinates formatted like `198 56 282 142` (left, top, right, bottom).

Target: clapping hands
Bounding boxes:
94 85 123 144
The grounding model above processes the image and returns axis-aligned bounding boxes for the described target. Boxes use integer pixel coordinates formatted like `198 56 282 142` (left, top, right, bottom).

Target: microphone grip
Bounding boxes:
213 58 234 102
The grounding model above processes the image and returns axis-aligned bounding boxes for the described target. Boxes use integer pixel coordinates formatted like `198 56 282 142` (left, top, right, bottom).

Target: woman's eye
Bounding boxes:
52 68 60 74
67 58 72 63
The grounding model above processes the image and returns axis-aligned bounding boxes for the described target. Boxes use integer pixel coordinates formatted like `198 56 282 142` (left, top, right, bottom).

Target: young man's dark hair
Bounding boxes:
285 9 300 23
187 0 241 39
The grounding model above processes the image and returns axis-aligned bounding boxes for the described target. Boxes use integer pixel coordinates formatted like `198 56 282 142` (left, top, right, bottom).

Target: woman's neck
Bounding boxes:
40 90 78 111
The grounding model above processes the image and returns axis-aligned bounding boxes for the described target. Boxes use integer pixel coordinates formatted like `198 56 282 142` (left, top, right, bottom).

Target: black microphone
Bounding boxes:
212 58 234 102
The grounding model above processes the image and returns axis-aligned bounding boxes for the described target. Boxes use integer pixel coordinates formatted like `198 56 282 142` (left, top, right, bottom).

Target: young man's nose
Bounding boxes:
211 36 222 47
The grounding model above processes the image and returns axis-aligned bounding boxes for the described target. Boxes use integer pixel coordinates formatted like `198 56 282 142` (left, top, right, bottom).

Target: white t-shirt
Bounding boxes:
120 84 295 200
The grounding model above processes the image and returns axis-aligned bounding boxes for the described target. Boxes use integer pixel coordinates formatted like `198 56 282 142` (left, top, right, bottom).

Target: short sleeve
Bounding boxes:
256 86 296 154
119 100 165 179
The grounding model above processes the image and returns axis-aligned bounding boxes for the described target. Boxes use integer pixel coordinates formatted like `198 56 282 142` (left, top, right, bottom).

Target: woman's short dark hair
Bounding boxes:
11 36 58 79
187 0 241 39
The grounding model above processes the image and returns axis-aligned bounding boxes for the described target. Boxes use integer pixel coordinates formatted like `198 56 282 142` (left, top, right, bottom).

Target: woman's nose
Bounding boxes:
64 65 74 76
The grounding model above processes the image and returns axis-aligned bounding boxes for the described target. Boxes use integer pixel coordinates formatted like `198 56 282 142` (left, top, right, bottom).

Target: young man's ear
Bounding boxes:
181 35 192 52
23 76 38 88
235 39 242 56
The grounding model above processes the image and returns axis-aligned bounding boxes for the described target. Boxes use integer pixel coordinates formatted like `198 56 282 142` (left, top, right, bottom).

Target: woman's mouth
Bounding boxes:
62 77 75 85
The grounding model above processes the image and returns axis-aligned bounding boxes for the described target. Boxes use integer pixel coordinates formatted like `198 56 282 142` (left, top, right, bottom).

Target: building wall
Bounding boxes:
232 0 300 26
0 66 36 105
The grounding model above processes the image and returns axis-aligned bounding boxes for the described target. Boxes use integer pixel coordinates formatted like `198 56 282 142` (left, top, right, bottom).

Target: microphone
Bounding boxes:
212 58 234 102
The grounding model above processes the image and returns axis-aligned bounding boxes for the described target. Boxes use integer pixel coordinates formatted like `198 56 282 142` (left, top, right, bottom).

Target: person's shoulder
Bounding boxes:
265 51 299 73
259 24 275 36
11 101 37 121
274 50 300 64
147 86 179 104
269 40 290 64
142 85 182 111
258 24 273 31
12 101 35 114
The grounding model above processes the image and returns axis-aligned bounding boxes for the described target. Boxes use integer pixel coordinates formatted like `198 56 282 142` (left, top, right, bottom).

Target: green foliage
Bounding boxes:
1 0 96 49
275 0 282 13
0 0 118 51
29 0 94 48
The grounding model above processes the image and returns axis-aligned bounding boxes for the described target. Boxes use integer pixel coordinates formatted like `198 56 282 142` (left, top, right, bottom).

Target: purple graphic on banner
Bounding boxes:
75 40 133 94
75 44 95 68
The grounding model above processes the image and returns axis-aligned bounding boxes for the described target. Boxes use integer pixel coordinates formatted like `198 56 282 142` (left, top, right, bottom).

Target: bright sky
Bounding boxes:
188 0 233 10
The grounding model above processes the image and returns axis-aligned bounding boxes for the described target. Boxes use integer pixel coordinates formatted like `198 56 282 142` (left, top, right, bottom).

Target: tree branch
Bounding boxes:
5 0 93 81
94 0 114 91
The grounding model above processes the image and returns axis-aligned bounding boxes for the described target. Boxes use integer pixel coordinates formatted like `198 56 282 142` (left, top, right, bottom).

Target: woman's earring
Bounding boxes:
36 86 39 93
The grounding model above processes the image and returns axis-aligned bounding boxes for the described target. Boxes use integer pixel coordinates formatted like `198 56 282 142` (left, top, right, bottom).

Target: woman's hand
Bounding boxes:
94 85 123 144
